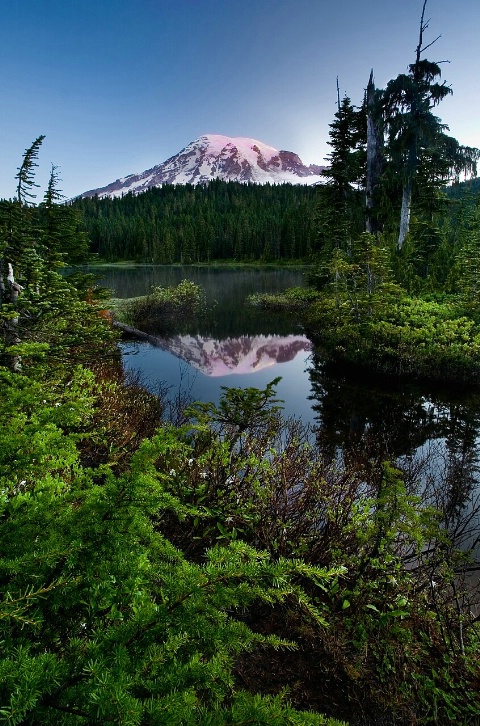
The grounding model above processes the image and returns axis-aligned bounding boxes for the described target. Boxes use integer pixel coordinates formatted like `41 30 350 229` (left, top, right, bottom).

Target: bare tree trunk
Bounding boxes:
365 70 384 235
397 0 438 251
7 263 23 305
397 131 418 251
6 263 24 372
397 177 412 250
0 261 5 305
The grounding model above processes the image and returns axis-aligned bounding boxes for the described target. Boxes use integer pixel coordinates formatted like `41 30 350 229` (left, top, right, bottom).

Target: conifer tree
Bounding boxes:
382 1 478 249
38 165 90 267
15 135 45 206
454 200 480 309
312 95 366 285
1 138 113 371
1 136 45 299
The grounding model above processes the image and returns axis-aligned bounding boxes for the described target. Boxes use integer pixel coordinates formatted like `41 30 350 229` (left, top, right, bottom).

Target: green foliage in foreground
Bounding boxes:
3 344 480 724
141 383 480 725
0 365 345 726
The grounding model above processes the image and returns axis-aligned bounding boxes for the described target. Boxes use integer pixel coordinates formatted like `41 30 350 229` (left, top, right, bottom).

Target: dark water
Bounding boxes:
98 264 307 336
311 363 480 551
92 265 480 558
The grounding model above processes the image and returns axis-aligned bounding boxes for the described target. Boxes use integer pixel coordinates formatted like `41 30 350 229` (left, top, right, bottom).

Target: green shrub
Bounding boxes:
116 279 206 334
305 293 480 384
0 368 345 726
248 286 320 312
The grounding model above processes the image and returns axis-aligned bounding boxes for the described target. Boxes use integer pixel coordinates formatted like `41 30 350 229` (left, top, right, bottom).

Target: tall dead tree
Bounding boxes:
365 70 384 235
397 0 435 250
383 0 452 250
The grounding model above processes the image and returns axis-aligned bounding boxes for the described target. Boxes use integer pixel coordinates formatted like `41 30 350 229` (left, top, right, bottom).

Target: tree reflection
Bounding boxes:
307 354 480 563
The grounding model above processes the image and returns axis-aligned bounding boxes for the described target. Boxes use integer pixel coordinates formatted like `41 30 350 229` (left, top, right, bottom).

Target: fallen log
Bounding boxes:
113 320 169 349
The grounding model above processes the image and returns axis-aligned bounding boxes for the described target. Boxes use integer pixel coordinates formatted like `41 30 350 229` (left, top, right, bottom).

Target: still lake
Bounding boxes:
94 264 480 543
100 265 316 423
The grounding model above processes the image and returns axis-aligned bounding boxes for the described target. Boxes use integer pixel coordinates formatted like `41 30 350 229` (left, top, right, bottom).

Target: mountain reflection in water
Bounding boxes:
95 265 480 568
133 333 312 377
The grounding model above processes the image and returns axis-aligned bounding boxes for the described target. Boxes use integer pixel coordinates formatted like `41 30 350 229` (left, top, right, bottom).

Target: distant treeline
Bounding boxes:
447 176 480 198
73 180 318 263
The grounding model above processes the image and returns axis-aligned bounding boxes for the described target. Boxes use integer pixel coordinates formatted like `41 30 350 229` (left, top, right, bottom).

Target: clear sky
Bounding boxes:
1 0 479 199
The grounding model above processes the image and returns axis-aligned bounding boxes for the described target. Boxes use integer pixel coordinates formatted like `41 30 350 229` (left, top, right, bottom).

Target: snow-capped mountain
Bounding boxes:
79 135 324 199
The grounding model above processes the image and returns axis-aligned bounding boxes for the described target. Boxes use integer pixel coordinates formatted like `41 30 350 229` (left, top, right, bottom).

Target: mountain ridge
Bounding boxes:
79 134 324 199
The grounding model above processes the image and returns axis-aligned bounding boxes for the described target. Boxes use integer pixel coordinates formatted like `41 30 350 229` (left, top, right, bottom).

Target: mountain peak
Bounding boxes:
79 135 324 199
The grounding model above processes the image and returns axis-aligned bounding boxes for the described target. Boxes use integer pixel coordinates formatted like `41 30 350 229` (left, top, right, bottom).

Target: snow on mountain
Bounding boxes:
79 134 324 199
150 333 312 377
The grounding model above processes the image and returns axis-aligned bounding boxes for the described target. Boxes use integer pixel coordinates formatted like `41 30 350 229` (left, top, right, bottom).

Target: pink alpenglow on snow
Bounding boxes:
79 135 324 199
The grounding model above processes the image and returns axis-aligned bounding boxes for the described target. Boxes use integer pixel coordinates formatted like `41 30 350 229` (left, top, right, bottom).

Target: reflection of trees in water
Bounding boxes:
196 301 296 338
308 354 480 562
309 356 443 462
95 265 306 338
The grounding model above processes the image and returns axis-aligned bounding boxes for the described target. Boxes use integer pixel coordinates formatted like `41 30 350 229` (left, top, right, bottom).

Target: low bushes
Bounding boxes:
248 286 320 312
113 279 206 334
304 293 480 385
134 380 480 724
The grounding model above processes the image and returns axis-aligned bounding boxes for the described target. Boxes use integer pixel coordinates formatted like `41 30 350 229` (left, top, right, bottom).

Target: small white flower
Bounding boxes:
169 469 176 477
199 471 208 479
187 458 194 466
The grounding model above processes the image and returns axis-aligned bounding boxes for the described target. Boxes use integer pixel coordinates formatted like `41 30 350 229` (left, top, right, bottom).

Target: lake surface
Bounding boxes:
93 265 480 557
95 265 316 422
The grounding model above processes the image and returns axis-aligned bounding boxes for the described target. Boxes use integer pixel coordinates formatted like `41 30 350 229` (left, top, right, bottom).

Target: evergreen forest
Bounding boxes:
3 2 480 724
74 181 318 263
248 3 480 386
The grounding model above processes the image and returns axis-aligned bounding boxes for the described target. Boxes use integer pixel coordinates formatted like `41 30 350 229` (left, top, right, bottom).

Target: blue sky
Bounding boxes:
1 0 479 199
